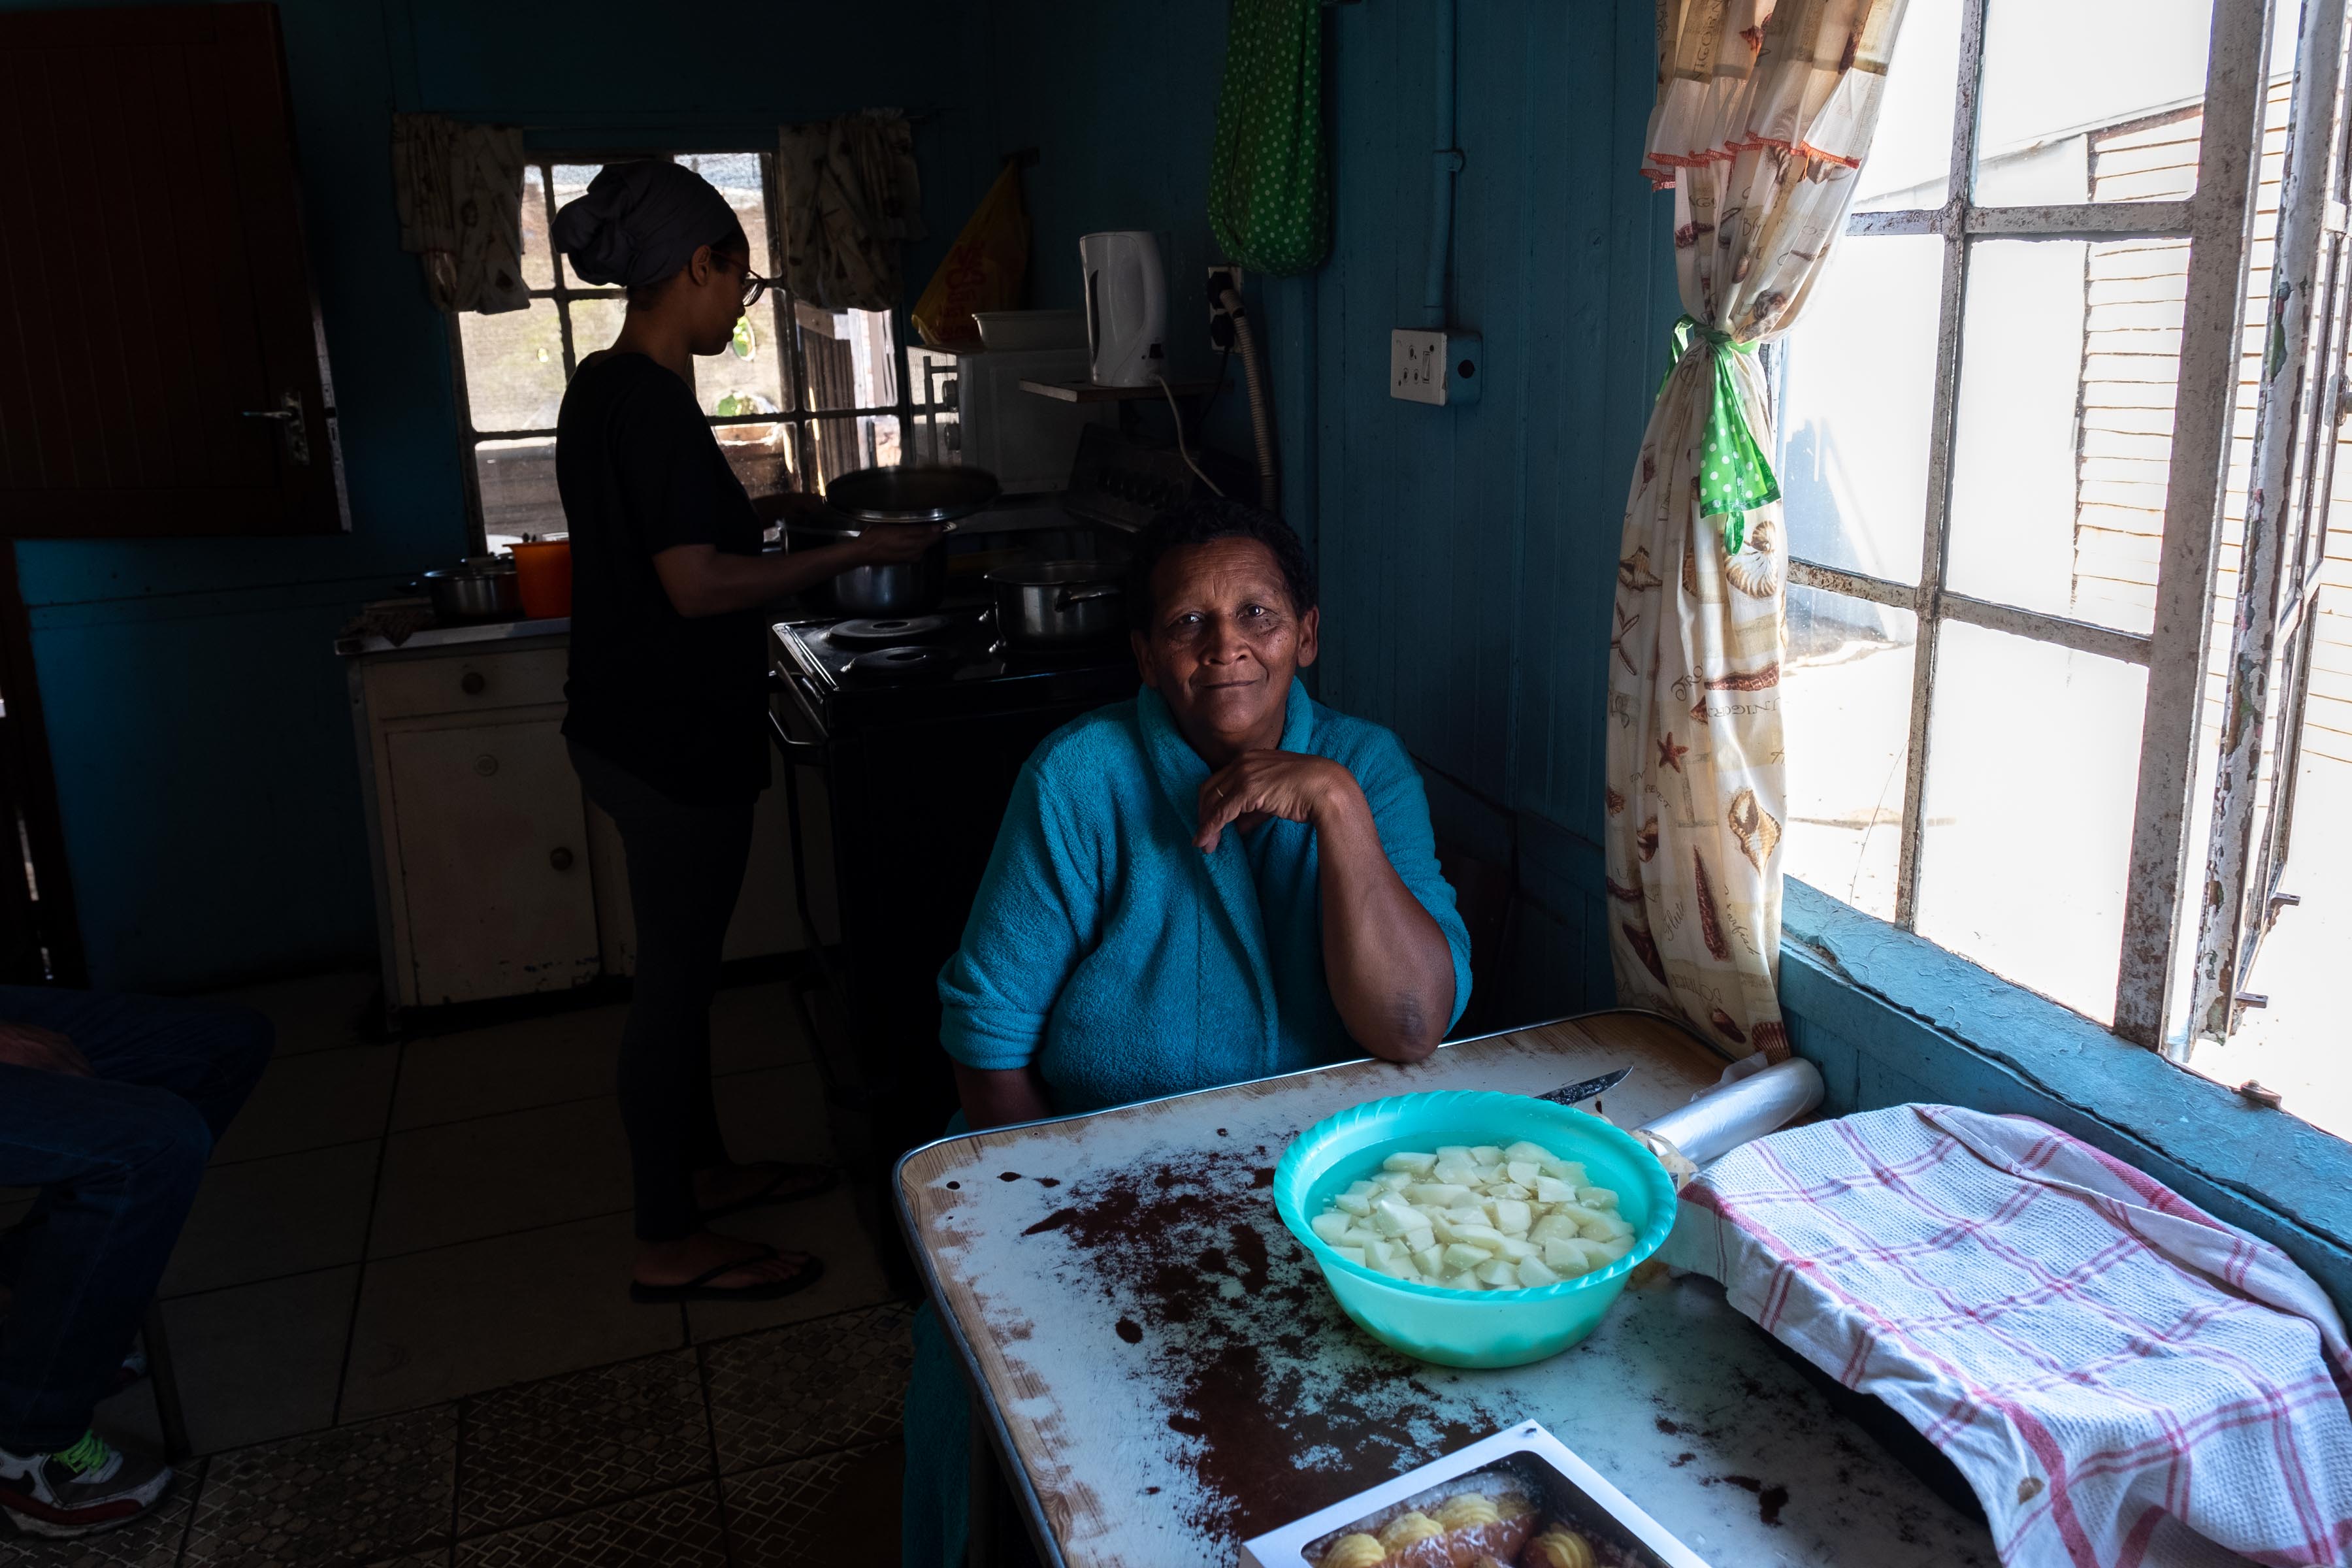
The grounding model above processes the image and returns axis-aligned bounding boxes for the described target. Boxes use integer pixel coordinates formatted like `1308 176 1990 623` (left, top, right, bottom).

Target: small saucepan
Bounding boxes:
988 560 1127 646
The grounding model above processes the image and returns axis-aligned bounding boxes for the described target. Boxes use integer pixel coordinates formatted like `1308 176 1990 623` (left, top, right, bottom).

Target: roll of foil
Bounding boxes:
1637 1056 1825 1168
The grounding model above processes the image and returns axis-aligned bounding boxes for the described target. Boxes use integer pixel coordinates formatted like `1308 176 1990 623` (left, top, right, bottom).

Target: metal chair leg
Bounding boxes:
141 1301 189 1463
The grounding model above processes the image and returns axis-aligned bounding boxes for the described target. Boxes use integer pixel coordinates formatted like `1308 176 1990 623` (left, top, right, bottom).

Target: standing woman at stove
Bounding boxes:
550 160 939 1303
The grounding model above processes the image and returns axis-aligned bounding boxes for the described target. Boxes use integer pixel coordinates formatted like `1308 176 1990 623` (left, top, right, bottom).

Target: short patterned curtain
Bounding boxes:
1604 0 1909 1058
776 110 925 314
390 112 529 315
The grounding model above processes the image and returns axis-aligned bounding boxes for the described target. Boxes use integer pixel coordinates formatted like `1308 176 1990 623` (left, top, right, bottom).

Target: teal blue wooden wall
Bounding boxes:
1309 0 1678 1019
970 0 1680 1022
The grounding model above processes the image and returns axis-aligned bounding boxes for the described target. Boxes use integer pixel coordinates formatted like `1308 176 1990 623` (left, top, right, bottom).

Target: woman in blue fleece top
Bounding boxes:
902 497 1473 1566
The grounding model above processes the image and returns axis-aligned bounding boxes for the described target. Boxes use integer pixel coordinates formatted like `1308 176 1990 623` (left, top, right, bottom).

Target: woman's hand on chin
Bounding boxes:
1195 751 1361 852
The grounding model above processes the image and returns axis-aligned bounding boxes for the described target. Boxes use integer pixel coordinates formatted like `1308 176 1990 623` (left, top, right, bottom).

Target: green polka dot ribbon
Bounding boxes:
1662 314 1780 555
1208 0 1330 276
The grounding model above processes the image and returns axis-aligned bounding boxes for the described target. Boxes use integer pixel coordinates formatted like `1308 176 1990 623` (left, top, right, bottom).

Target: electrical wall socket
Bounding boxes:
1390 328 1482 406
1209 266 1245 349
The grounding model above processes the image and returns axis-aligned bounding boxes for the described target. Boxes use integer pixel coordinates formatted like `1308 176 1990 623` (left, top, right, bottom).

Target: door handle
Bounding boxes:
549 846 575 872
240 391 312 466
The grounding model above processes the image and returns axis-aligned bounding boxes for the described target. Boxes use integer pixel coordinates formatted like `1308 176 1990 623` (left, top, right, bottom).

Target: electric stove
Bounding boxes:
766 602 1139 1290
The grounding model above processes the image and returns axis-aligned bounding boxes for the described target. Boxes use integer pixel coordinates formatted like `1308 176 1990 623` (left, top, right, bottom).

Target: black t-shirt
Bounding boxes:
557 352 770 805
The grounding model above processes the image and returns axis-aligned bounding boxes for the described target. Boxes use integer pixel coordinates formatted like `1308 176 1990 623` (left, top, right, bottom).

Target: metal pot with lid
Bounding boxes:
987 559 1127 647
787 465 1004 615
410 559 520 623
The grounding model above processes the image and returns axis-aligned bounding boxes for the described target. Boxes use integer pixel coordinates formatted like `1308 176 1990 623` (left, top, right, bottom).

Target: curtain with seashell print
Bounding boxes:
1605 0 1908 1059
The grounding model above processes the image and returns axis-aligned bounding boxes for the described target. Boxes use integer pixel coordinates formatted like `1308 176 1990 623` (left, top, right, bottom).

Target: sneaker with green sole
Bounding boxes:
0 1430 171 1537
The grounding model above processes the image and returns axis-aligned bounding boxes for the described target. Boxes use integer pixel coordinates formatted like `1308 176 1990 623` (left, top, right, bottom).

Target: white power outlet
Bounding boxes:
1209 266 1245 350
1390 329 1446 404
1390 328 1483 406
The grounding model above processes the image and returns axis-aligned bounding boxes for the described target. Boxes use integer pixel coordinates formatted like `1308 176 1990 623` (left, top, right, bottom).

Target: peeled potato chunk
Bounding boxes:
1544 1235 1606 1274
1313 1136 1623 1292
1441 1242 1492 1274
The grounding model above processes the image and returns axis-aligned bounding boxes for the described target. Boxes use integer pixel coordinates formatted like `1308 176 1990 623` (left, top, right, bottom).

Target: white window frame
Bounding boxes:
1781 0 2279 1049
449 148 913 552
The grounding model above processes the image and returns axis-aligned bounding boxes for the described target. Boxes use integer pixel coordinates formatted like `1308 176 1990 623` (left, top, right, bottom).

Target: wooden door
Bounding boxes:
384 717 599 1006
0 3 346 537
0 548 78 984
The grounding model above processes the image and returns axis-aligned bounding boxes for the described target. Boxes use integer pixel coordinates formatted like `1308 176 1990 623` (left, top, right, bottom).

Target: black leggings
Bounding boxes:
568 740 755 1241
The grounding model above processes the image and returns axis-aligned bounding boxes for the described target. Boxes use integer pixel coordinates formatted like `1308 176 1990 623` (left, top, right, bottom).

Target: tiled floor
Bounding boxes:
0 971 912 1567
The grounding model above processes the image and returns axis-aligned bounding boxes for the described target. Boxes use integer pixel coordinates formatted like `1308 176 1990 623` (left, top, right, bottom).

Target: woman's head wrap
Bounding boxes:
550 160 742 289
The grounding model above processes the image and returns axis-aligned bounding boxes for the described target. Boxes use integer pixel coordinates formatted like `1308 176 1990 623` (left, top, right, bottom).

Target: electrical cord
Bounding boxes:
1191 335 1236 444
1157 375 1225 498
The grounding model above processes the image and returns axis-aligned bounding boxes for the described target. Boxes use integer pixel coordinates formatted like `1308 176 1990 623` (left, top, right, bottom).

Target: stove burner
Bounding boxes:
828 615 955 649
843 644 961 683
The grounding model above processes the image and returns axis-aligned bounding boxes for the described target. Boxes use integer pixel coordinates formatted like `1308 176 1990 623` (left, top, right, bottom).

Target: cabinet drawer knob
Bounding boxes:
461 671 487 695
549 846 575 872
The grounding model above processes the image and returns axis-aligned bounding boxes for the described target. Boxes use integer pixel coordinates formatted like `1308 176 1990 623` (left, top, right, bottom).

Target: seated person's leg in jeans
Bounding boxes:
0 987 270 1538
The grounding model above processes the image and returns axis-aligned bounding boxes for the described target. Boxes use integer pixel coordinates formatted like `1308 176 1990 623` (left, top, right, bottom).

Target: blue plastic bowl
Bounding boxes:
1272 1090 1678 1369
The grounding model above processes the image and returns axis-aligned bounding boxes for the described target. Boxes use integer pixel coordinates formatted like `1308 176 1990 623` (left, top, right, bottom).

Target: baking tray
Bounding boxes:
1239 1421 1708 1568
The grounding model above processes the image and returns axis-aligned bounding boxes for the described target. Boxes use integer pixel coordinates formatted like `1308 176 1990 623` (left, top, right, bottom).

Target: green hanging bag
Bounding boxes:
1208 0 1331 276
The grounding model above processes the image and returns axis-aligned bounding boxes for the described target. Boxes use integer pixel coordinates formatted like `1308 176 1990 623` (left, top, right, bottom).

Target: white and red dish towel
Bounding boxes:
1661 1103 2352 1567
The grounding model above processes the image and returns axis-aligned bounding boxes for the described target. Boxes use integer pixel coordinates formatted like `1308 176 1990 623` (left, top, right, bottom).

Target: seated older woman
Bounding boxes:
901 497 1473 1566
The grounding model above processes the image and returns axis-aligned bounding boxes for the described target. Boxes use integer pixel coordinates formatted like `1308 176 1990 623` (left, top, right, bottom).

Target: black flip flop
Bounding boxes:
629 1246 826 1304
699 1162 841 1220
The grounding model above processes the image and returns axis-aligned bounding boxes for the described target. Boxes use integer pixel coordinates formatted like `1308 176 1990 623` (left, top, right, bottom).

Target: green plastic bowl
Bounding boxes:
1272 1090 1678 1369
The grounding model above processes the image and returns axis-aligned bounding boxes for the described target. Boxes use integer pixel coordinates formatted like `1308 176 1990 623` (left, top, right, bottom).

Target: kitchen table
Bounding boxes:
897 1010 1999 1568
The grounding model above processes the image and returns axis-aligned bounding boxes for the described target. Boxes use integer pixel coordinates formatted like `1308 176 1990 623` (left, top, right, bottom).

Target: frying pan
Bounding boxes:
825 465 1001 527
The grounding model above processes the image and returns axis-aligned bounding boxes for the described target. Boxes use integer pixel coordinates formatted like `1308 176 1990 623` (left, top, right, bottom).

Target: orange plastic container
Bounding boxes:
512 539 572 619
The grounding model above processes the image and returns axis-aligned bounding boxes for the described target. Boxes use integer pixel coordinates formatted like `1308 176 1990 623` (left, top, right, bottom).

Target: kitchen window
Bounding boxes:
449 151 907 551
1774 0 2352 1081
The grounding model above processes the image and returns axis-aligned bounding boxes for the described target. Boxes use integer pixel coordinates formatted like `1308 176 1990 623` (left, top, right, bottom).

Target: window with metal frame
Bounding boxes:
1772 0 2342 1047
448 151 911 552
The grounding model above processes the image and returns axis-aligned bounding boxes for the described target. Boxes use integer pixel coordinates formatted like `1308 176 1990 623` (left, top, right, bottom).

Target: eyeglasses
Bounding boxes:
738 265 770 310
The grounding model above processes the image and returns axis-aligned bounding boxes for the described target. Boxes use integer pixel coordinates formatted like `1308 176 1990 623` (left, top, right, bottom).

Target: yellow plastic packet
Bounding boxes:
911 159 1030 348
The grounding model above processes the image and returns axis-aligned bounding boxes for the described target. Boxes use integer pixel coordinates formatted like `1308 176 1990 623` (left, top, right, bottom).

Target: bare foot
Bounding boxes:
634 1232 813 1290
694 1161 832 1212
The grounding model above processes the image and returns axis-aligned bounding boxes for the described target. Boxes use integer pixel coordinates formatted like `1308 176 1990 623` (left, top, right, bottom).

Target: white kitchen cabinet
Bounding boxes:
346 625 829 1015
382 715 599 1005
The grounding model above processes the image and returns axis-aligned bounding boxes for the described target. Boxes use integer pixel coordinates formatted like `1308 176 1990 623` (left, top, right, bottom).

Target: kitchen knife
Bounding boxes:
1535 1066 1631 1108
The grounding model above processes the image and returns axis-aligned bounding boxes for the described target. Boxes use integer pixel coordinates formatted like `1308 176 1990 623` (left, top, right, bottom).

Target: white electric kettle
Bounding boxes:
1079 231 1166 388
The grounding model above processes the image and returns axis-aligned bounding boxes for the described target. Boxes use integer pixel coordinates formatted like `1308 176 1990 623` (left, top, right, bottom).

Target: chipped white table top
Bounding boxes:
900 1012 1998 1568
